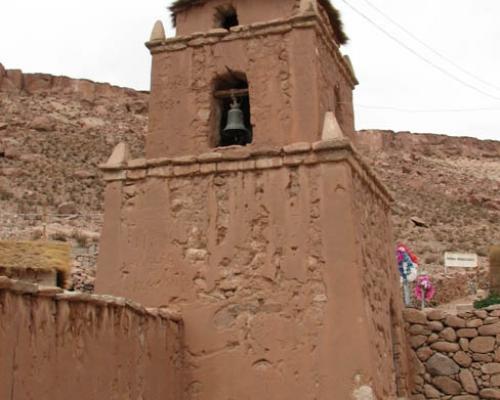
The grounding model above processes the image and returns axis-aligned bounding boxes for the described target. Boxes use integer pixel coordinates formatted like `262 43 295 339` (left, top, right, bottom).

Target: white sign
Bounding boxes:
444 252 478 269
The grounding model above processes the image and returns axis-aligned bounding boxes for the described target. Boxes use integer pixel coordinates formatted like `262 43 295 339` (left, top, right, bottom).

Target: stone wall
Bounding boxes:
0 276 183 400
420 268 488 306
405 307 500 399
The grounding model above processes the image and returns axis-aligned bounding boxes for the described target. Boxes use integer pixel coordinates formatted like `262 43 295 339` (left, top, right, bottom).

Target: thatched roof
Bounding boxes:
0 241 71 283
169 0 348 45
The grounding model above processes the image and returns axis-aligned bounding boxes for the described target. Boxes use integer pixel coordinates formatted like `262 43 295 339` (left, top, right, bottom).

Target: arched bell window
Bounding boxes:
213 72 252 147
215 5 239 30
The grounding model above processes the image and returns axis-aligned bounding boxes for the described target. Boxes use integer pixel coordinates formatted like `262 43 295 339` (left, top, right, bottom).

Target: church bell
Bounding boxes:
222 98 251 146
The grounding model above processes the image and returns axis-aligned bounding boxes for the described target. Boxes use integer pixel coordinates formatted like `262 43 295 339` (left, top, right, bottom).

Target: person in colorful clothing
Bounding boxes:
396 243 419 306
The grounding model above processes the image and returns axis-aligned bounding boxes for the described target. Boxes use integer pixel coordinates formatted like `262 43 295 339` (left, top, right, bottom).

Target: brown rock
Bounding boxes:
459 369 478 394
431 341 460 353
441 327 458 342
74 169 97 179
414 375 424 386
428 320 444 332
411 335 428 349
467 319 483 328
57 201 77 215
470 336 496 353
4 145 21 159
427 309 446 321
423 383 442 398
481 363 500 374
24 73 53 93
426 353 460 376
445 315 466 328
457 328 479 338
454 351 472 367
2 69 23 91
479 322 500 336
409 324 428 335
417 346 434 362
491 374 500 386
411 216 428 227
30 115 56 132
472 352 493 362
428 333 440 344
412 353 426 375
475 310 488 319
480 388 500 399
404 308 428 324
452 396 479 400
432 376 462 395
460 338 470 351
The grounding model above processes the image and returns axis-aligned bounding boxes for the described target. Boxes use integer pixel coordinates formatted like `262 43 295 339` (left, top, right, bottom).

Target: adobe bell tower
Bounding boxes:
96 1 411 399
145 0 357 158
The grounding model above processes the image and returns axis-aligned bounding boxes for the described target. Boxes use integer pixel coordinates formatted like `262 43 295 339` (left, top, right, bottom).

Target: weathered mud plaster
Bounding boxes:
0 277 183 400
97 140 411 399
145 12 357 158
97 1 411 398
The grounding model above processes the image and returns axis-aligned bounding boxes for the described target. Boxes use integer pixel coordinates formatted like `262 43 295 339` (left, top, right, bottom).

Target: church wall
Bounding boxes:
0 277 183 400
96 142 409 399
174 0 297 36
147 19 324 158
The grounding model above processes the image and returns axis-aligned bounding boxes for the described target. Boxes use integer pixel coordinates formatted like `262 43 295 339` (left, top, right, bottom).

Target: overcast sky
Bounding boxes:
1 0 499 140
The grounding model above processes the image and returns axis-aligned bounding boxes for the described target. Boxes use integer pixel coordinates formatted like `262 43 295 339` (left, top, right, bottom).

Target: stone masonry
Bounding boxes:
405 307 500 399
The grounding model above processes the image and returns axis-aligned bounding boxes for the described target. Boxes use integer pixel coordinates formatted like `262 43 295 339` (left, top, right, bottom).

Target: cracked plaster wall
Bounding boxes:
0 285 183 400
351 168 412 399
96 153 409 399
147 19 355 158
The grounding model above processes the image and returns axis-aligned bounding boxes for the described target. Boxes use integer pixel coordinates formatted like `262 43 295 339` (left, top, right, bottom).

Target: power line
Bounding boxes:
339 0 500 101
336 101 500 113
359 0 500 93
355 104 500 113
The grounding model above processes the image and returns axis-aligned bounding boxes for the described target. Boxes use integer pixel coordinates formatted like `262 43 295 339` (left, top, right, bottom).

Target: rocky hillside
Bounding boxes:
355 130 500 272
1 64 499 292
0 64 147 217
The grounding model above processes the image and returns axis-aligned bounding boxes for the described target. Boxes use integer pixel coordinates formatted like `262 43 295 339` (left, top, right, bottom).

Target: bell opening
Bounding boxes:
213 73 252 147
215 5 239 30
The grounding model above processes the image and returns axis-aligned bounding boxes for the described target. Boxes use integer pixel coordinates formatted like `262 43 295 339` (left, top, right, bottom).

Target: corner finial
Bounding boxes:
150 20 166 42
299 0 318 13
322 112 345 140
106 142 130 167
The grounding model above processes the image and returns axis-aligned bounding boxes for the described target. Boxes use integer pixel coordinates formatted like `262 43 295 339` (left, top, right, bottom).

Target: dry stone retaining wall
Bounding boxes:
405 307 500 399
0 276 183 400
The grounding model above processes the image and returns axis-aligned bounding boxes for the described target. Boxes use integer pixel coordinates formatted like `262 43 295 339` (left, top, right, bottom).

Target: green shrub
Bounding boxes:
474 294 500 309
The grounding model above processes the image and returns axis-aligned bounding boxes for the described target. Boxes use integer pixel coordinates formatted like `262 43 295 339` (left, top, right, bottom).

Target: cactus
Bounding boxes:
489 246 500 294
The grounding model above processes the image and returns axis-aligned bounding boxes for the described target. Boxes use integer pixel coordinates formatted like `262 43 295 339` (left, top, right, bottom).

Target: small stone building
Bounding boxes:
0 240 71 287
96 0 411 398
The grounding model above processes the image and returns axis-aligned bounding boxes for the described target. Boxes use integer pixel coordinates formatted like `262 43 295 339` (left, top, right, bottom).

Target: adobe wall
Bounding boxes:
173 0 297 36
405 307 500 399
96 139 410 399
351 155 412 397
0 276 183 400
146 14 357 158
316 21 356 137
